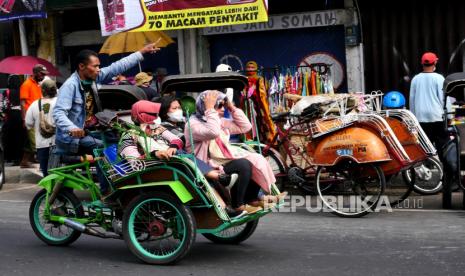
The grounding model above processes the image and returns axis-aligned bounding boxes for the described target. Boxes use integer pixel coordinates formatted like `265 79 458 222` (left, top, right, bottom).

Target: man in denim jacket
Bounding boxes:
53 43 160 195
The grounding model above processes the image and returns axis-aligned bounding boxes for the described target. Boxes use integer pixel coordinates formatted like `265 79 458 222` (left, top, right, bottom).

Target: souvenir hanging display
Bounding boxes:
261 64 334 114
240 62 334 143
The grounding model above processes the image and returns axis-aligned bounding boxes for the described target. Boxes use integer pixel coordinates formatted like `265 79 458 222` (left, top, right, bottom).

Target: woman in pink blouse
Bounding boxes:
185 91 285 214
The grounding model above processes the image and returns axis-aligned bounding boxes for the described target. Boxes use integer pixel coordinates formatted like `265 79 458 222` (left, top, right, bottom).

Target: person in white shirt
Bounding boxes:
25 79 58 176
409 52 450 152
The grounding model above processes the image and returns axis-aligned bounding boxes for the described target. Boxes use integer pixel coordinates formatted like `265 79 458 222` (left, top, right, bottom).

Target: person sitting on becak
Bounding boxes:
119 100 242 216
185 90 287 214
53 43 160 198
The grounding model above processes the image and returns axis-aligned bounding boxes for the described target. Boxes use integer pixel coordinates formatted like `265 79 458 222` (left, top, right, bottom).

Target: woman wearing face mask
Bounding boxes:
185 90 286 215
120 100 241 216
158 95 186 143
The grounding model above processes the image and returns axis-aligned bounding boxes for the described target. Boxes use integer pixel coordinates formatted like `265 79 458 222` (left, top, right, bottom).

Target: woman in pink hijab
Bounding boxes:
185 90 285 214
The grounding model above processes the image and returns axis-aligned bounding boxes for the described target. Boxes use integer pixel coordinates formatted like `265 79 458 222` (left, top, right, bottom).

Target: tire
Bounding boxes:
316 162 386 218
123 192 196 265
202 219 259 244
384 170 413 207
298 167 335 195
29 189 84 246
403 156 443 195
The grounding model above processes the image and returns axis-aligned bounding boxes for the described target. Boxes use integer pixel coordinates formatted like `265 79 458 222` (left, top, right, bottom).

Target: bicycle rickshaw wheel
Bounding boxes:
202 219 259 244
123 192 196 265
383 170 414 207
316 162 386 218
29 189 84 246
402 156 443 195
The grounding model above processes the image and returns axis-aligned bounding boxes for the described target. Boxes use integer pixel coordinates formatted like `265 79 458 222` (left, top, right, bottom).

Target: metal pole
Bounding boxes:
189 29 197 73
18 19 28 56
177 29 185 74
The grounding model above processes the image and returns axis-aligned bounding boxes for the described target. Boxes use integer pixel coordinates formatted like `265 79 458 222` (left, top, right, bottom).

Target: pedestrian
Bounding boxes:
134 72 158 100
53 42 160 197
409 52 451 151
19 64 49 168
25 79 58 176
2 75 25 165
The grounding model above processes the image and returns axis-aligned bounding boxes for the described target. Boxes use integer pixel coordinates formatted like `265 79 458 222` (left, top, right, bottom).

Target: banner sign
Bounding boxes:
203 9 350 35
0 0 46 22
98 0 269 36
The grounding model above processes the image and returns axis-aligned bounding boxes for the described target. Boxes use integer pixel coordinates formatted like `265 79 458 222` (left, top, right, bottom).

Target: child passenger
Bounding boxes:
119 100 244 217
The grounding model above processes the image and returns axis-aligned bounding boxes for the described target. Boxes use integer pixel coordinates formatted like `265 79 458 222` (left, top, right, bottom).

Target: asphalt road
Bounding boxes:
2 182 465 276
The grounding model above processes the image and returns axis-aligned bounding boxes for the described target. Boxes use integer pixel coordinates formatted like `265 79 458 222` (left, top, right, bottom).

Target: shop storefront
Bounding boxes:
202 7 362 93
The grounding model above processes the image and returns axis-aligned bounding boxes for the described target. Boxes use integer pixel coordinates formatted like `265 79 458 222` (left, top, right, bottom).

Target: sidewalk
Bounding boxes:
5 164 43 185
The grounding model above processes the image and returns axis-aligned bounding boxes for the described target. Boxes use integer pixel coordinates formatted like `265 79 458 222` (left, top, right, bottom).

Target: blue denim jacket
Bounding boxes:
53 52 143 153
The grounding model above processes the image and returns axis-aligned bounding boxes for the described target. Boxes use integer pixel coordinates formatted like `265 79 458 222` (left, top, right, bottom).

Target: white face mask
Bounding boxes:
152 117 162 126
167 110 185 122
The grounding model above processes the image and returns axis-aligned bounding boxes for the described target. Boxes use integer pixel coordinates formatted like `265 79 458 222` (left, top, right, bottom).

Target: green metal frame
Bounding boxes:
35 116 284 235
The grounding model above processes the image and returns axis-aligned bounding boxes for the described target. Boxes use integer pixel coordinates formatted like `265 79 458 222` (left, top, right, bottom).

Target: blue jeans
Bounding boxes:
37 147 50 177
76 135 110 194
55 134 110 194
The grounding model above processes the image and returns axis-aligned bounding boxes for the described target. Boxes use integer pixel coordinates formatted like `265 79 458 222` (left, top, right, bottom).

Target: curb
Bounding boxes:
5 165 43 185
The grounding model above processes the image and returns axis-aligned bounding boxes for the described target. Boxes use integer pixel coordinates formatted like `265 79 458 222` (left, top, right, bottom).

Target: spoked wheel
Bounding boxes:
403 156 443 195
384 170 414 207
29 189 84 246
298 167 336 195
123 192 196 265
202 219 259 244
316 162 386 218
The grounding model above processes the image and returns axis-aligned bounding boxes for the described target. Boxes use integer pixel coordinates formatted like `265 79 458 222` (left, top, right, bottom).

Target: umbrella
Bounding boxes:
99 31 175 56
0 56 61 76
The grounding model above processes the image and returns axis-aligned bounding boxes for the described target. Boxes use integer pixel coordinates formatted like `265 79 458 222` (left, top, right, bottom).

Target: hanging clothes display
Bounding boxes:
256 64 334 115
243 61 277 143
239 63 334 143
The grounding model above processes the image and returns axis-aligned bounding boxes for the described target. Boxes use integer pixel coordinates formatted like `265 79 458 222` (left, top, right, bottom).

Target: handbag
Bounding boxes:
38 99 56 138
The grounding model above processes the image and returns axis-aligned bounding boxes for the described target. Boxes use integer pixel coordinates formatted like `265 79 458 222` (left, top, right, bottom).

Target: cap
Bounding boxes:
32 64 49 75
215 64 232 72
40 78 57 92
134 72 153 86
421 52 438 65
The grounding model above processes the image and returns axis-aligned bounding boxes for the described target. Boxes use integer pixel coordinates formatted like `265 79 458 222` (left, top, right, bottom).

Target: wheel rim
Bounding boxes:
33 193 77 242
128 198 187 260
317 163 384 216
409 159 443 193
265 155 282 175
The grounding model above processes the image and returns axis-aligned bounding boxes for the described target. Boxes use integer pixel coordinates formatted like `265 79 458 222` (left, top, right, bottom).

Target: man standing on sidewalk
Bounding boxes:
19 64 49 168
25 79 58 177
409 52 451 152
53 43 160 196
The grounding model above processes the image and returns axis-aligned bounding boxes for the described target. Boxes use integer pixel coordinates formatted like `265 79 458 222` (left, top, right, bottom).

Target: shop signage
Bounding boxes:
98 0 269 36
202 9 349 35
0 0 46 22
